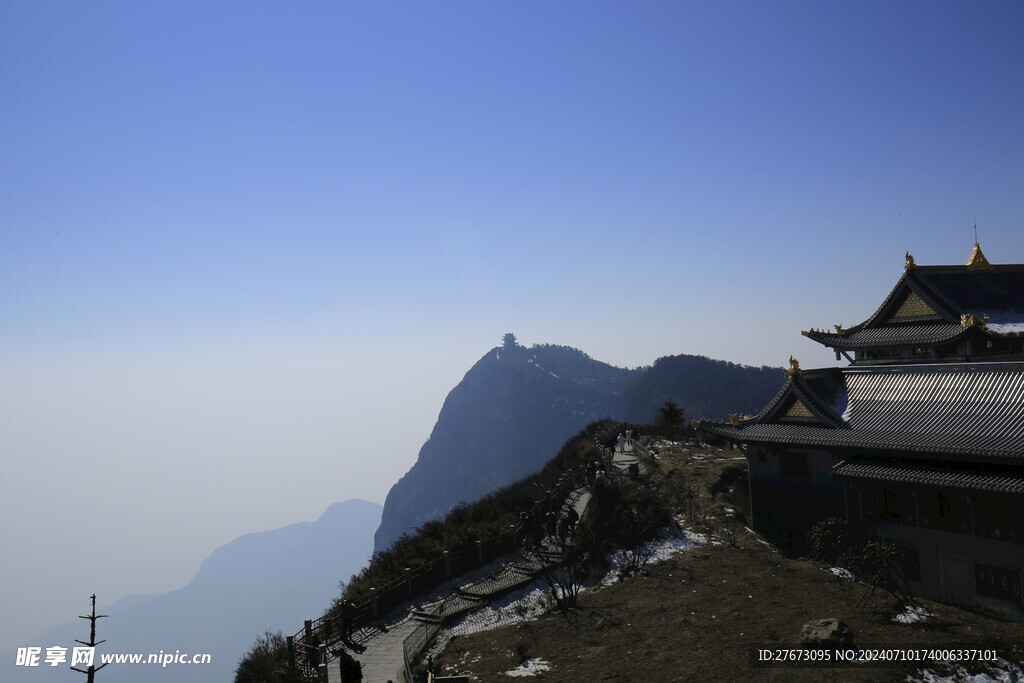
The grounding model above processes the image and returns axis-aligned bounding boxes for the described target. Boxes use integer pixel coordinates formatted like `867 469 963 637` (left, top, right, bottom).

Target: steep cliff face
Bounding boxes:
373 341 637 552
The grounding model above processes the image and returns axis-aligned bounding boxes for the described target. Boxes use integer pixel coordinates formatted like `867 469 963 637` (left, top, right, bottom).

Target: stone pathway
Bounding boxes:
326 439 642 682
326 617 417 683
326 490 592 683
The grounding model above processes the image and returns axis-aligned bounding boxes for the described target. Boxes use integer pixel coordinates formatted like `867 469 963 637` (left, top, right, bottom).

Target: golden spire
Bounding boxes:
967 242 993 270
904 251 916 270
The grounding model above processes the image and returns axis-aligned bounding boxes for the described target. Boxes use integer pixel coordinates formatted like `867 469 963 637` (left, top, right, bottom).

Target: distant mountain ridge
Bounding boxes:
374 340 783 553
4 499 381 683
618 353 785 425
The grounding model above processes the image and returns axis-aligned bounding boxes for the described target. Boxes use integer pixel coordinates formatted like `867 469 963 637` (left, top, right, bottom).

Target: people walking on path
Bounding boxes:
340 600 355 642
566 506 579 535
531 510 544 549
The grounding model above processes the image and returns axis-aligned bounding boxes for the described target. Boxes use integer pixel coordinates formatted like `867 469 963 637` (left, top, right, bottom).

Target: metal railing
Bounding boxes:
399 445 632 681
289 442 618 677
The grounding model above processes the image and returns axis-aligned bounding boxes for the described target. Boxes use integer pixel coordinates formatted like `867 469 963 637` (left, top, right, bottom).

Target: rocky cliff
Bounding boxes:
373 340 637 552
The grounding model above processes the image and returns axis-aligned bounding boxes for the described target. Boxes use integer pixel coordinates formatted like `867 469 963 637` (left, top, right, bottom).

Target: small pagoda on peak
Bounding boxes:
699 244 1024 621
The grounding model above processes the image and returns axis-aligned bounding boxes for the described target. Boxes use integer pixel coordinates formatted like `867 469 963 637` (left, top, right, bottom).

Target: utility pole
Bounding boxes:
71 595 109 682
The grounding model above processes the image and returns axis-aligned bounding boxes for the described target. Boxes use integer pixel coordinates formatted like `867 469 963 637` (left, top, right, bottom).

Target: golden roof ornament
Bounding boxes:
834 324 845 334
961 313 990 329
904 251 916 270
788 355 802 376
729 413 740 426
967 242 993 270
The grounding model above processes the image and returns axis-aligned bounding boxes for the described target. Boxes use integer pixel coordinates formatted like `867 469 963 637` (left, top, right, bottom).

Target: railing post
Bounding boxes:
476 539 483 564
369 588 378 619
405 567 413 597
286 636 295 670
443 550 451 578
302 620 313 671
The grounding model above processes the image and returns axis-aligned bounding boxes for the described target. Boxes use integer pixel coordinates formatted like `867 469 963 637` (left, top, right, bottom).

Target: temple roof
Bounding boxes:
699 362 1024 460
803 258 1024 351
833 457 1024 494
804 323 969 350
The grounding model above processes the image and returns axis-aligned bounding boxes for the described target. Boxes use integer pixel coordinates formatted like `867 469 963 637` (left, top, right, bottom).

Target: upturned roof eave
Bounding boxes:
801 325 974 350
801 268 967 350
698 423 1019 461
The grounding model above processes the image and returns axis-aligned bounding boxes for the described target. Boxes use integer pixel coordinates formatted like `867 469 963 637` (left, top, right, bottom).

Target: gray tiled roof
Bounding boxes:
702 364 1024 459
834 458 1024 494
804 323 968 349
805 264 1024 351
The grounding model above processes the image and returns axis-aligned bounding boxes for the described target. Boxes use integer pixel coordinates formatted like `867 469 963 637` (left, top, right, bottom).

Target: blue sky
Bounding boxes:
3 0 1024 658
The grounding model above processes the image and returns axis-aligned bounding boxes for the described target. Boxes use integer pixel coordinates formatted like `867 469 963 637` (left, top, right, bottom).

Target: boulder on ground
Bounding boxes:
800 617 854 648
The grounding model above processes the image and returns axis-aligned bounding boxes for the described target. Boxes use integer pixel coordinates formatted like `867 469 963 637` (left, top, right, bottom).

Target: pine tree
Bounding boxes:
657 399 684 428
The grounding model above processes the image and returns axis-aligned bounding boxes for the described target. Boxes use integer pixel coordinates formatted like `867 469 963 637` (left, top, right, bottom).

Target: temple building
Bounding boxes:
699 244 1024 621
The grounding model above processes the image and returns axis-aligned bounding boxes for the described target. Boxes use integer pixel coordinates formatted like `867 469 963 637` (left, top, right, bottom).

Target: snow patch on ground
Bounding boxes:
907 658 1024 682
830 567 857 581
893 605 932 624
601 527 706 585
504 658 552 677
428 524 706 657
426 581 553 658
443 651 482 677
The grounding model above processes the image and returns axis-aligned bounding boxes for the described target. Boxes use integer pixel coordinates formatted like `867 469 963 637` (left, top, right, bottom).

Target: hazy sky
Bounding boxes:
3 0 1024 655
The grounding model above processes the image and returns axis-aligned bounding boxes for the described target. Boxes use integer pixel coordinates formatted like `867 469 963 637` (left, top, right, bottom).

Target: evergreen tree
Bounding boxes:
657 399 684 431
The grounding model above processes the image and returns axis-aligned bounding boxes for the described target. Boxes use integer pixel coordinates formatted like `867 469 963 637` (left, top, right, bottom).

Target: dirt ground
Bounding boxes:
431 443 1024 682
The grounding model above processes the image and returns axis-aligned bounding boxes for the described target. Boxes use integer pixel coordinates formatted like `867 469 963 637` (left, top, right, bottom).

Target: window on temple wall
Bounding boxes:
974 495 1022 541
975 564 1023 603
921 491 971 533
779 452 809 479
868 487 916 524
896 546 921 582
